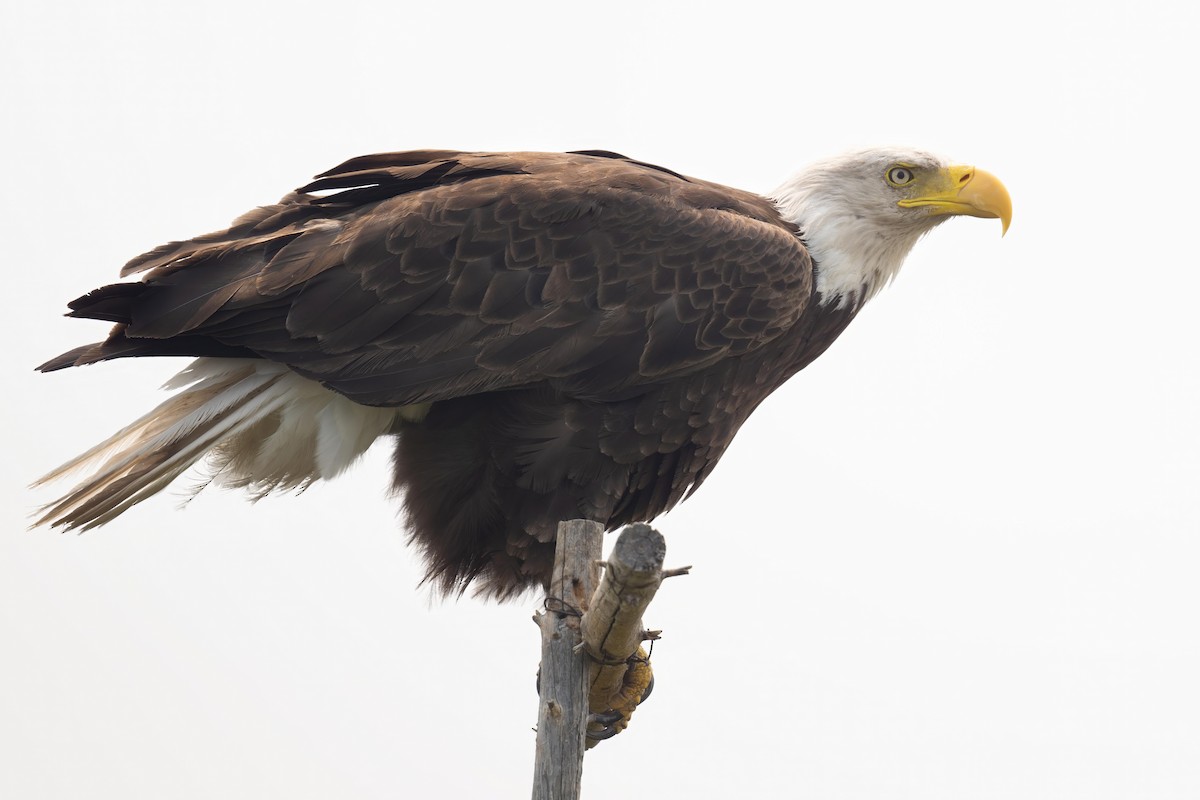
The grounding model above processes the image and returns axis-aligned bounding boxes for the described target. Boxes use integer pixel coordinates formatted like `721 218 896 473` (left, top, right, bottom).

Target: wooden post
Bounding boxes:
531 519 603 800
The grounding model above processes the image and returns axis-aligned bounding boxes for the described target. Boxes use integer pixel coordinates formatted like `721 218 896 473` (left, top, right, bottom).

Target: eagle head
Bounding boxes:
772 148 1012 307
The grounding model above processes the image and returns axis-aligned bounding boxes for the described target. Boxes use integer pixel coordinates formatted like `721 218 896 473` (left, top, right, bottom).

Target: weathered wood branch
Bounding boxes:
581 523 666 746
531 519 603 800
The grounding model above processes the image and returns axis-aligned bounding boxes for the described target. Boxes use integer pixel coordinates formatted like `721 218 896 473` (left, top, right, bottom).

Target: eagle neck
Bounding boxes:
771 182 927 310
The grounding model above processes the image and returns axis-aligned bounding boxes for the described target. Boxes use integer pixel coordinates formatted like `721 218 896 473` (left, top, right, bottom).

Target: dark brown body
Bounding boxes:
42 150 857 596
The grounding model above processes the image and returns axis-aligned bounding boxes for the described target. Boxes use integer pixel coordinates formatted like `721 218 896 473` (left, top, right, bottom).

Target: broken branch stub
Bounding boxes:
581 523 667 745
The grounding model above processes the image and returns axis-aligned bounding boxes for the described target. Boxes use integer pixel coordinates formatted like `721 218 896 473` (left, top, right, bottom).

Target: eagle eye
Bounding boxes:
886 166 915 187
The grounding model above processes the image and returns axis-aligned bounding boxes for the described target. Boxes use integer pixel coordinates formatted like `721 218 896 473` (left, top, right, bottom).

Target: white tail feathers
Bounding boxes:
32 358 402 531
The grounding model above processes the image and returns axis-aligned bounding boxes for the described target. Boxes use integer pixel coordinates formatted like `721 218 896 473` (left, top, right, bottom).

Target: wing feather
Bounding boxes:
47 151 815 408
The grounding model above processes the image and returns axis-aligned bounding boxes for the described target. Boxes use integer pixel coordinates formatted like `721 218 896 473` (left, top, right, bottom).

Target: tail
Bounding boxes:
33 358 400 531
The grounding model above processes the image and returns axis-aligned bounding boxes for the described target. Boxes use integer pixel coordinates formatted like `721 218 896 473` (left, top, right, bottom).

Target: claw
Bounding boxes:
585 708 625 741
639 674 654 704
586 724 620 742
589 709 624 726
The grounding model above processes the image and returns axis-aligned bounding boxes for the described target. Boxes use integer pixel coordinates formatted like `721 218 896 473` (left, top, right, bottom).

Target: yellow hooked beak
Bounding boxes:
897 165 1012 235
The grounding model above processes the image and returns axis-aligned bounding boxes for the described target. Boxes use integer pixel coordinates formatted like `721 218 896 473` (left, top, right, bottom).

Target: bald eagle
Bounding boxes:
34 148 1010 597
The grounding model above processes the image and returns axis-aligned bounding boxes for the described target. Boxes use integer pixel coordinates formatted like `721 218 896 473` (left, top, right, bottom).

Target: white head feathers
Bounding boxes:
772 148 951 307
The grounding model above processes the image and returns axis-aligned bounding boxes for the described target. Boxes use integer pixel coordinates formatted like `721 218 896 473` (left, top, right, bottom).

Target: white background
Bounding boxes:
3 2 1197 798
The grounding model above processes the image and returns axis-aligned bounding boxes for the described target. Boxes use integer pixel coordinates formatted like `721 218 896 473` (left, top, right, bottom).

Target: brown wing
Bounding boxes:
45 150 814 407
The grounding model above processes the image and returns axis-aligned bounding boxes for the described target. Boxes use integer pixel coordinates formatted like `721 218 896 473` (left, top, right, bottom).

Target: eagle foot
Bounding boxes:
585 649 654 746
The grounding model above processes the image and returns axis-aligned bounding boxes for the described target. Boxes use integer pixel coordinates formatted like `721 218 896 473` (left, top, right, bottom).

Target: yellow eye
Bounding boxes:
887 166 915 186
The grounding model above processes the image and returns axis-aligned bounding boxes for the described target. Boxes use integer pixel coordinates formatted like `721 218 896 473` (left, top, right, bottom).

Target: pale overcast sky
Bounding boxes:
3 2 1197 798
